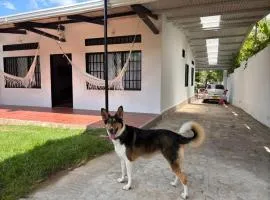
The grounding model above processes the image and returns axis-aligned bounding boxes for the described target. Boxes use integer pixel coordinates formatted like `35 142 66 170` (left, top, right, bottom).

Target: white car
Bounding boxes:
203 84 227 102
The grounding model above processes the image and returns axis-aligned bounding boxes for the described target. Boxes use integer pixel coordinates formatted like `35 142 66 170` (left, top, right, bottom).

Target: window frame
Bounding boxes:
85 50 142 91
85 35 141 46
191 67 194 86
3 55 41 89
185 64 189 87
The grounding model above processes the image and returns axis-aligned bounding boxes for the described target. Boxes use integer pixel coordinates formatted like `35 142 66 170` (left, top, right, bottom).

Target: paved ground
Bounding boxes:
24 100 270 200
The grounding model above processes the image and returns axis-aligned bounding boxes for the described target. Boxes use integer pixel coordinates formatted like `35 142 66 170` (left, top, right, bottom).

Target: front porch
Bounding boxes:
0 105 158 129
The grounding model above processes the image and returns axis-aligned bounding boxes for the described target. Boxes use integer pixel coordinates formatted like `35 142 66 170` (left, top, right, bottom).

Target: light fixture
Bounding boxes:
200 15 221 28
206 38 219 65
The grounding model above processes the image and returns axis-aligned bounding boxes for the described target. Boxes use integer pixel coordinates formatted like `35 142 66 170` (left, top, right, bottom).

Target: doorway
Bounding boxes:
50 54 73 108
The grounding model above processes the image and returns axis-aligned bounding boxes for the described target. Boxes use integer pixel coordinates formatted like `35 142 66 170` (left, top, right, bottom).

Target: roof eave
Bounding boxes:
0 0 156 25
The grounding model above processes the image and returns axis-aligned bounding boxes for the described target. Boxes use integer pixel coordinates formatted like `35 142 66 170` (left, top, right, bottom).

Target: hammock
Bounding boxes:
56 22 139 90
0 48 39 88
58 43 133 90
58 44 132 90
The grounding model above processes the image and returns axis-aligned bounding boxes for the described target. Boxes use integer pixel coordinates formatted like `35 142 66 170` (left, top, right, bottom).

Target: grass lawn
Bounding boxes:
0 125 113 200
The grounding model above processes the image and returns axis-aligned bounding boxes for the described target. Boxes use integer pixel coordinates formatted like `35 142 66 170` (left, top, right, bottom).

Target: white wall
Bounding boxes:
227 46 270 128
160 15 195 112
0 35 52 107
0 17 162 113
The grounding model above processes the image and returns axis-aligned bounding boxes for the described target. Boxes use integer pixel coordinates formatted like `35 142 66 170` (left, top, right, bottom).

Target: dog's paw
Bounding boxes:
122 184 131 190
170 181 177 187
117 177 125 183
181 192 188 199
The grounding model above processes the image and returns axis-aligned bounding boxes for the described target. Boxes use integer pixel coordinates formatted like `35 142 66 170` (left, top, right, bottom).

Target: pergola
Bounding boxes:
145 0 270 70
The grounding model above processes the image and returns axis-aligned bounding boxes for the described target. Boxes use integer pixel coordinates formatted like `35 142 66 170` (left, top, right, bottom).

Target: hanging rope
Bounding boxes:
56 21 140 90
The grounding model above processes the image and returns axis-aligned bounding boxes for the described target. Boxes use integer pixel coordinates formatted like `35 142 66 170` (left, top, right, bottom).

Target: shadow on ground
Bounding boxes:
0 129 113 200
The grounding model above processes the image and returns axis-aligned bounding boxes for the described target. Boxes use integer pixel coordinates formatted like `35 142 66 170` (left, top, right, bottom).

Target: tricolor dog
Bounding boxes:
101 106 205 199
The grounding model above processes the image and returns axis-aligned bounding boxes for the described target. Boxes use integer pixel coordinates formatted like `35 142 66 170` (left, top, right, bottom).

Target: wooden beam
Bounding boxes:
190 34 245 41
105 11 136 19
131 5 159 34
167 7 270 21
189 33 246 40
0 28 26 34
41 11 136 26
131 4 158 20
195 48 238 53
23 27 65 42
17 22 65 30
67 15 104 25
191 41 241 47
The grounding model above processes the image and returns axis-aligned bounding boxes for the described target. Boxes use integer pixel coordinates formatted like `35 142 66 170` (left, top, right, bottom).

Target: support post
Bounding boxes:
104 0 109 112
223 70 228 88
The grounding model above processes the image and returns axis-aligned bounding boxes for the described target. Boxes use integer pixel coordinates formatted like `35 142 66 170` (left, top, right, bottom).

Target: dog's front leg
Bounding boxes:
117 159 126 183
122 159 132 190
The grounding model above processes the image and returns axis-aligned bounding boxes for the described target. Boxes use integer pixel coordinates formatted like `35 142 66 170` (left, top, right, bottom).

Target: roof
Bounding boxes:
0 0 155 28
145 0 270 70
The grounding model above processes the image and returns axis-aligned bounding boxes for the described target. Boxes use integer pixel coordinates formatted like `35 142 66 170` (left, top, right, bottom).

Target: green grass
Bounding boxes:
0 125 113 200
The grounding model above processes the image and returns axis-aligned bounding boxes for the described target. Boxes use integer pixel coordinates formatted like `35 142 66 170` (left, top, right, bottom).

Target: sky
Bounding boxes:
1 0 270 19
0 0 91 17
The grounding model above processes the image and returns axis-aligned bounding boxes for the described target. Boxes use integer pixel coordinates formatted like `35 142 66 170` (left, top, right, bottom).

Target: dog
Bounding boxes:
101 106 205 199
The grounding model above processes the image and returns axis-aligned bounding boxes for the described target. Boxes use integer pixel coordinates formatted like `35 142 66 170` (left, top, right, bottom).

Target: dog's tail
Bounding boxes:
177 121 205 147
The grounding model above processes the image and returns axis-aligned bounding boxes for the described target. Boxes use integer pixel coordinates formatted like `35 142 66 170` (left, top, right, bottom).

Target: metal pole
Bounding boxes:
104 0 109 112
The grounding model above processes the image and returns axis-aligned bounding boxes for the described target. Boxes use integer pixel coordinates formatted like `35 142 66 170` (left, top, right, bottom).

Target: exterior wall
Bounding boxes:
0 17 162 113
160 15 195 112
227 46 270 128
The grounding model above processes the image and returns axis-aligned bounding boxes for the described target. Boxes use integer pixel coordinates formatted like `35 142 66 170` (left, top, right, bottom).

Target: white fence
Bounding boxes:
227 45 270 128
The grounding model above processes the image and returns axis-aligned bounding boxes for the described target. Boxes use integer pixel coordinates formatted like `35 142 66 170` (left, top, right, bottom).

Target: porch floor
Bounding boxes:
0 105 158 129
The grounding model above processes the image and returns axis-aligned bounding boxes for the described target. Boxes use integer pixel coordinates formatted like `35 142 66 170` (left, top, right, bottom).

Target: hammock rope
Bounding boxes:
56 35 137 90
0 21 140 90
56 21 140 90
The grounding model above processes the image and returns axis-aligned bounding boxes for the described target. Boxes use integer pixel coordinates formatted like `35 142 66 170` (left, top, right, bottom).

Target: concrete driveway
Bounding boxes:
24 101 270 200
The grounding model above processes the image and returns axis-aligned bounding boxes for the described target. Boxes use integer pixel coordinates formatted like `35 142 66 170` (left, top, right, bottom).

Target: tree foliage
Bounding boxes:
195 70 223 88
229 18 270 73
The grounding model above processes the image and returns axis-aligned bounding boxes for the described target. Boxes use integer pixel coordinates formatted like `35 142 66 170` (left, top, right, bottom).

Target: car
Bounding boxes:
203 84 227 103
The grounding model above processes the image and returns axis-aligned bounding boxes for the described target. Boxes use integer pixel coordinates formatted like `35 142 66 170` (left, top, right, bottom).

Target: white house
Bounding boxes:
0 0 195 114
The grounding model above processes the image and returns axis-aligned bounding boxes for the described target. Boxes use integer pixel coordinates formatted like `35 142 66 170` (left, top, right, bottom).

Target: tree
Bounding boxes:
196 70 223 88
230 17 270 73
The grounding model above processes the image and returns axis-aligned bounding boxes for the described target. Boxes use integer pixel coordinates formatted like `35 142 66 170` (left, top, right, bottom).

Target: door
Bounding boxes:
50 54 73 107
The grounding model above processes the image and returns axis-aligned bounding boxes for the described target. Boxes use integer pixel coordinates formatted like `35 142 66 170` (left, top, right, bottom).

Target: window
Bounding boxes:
192 60 194 65
185 64 189 87
191 67 194 86
86 51 141 90
3 56 41 88
182 49 185 58
215 84 224 89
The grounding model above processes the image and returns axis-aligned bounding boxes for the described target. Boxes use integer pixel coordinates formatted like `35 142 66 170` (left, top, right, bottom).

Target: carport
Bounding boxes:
142 0 270 128
146 0 269 70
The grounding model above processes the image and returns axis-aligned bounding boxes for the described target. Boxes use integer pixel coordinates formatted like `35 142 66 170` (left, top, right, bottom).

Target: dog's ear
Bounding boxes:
116 106 124 119
101 108 109 123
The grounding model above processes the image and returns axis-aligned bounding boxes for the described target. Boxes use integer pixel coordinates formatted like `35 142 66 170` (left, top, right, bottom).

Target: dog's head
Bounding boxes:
101 106 124 140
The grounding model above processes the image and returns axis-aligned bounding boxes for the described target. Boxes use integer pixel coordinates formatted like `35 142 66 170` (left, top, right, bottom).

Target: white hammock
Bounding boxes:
0 48 39 88
57 40 135 90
